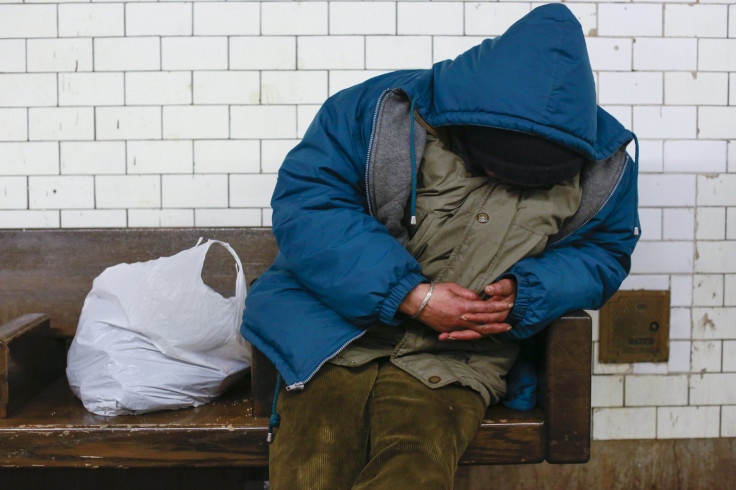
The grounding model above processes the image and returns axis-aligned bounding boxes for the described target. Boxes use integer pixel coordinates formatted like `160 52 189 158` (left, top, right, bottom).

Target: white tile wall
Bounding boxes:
96 175 160 208
28 39 93 72
696 207 726 240
127 140 193 174
0 109 27 141
298 37 365 70
592 375 624 408
194 140 260 174
128 209 194 228
163 106 228 139
0 176 27 209
94 38 160 71
657 407 720 439
691 340 721 373
193 72 260 105
625 375 689 406
126 72 192 105
126 3 192 37
398 3 463 36
61 142 126 175
329 2 396 35
30 107 95 141
724 341 736 371
28 176 94 209
193 3 260 36
0 5 57 38
58 4 124 38
699 39 736 72
725 277 736 307
692 275 724 307
59 73 124 107
633 38 697 71
692 308 736 340
1 0 734 443
695 242 736 273
664 5 728 38
593 408 656 440
598 4 662 37
366 36 432 69
465 3 532 37
230 37 296 70
669 276 692 308
162 174 228 208
61 209 127 228
261 2 327 36
162 37 228 71
96 106 161 140
663 140 727 173
665 72 729 107
0 74 57 107
690 374 736 405
598 72 662 105
0 40 25 72
722 406 736 437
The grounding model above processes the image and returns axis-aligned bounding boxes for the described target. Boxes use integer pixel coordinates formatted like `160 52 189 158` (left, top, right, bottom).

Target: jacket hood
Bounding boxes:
402 3 632 162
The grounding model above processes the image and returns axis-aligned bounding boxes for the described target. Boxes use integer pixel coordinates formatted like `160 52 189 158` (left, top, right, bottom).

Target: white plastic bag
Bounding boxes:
66 238 251 416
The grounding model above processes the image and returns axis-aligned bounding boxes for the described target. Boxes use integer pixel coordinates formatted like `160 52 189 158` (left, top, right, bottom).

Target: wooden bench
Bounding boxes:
0 228 591 476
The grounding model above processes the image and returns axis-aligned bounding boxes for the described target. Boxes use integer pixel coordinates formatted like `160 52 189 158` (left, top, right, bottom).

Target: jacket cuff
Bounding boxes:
378 271 427 325
501 272 529 326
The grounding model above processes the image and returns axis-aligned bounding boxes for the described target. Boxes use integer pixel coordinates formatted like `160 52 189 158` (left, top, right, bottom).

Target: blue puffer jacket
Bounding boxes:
242 4 640 409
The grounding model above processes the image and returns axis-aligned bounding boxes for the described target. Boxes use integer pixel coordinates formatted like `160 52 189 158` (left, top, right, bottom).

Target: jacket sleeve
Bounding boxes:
499 155 640 340
270 92 426 327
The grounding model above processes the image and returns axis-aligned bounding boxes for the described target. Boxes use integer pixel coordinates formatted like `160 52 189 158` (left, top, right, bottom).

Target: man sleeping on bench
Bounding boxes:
241 5 640 489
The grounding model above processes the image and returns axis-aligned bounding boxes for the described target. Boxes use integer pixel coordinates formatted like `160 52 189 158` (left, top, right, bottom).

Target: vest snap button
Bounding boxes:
476 213 489 223
428 376 441 384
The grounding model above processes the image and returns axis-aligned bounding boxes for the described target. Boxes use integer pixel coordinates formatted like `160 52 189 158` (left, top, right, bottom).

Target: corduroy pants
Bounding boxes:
269 360 486 490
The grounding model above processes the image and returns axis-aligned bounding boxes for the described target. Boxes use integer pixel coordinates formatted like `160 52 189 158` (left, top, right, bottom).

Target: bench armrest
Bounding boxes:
251 347 278 418
0 314 67 418
539 310 592 463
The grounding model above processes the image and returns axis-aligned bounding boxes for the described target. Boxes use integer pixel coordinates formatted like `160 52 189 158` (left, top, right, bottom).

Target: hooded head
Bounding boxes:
402 3 632 164
450 125 588 187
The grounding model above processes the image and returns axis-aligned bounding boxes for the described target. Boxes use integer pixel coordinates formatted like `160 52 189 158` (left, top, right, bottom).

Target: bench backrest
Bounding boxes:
0 228 278 338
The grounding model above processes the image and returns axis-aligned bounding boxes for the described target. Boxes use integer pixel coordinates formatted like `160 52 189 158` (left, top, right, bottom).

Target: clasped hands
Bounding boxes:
399 279 516 341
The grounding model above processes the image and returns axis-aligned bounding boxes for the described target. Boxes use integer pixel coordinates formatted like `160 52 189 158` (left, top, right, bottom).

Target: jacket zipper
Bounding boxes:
285 330 368 391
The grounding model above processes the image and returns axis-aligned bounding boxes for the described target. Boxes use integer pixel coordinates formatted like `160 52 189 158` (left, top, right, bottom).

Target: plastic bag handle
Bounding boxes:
198 238 246 302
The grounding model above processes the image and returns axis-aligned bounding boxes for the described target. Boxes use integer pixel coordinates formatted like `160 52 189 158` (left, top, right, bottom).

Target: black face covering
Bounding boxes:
449 125 588 187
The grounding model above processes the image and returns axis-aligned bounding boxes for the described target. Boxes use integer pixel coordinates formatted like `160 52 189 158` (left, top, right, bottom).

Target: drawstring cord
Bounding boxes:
409 99 418 225
267 373 282 443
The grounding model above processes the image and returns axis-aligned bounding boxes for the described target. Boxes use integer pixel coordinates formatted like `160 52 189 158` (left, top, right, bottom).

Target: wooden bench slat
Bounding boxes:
0 376 545 467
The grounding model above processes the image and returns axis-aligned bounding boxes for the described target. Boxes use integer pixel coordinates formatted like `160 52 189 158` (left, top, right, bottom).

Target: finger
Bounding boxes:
447 283 480 300
485 279 514 297
439 330 483 341
460 312 511 324
464 300 514 314
464 323 513 336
